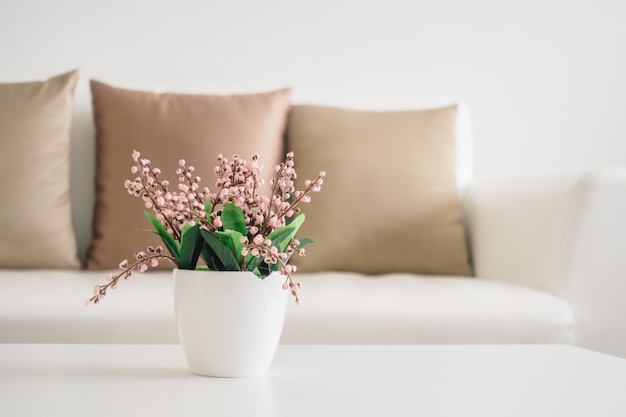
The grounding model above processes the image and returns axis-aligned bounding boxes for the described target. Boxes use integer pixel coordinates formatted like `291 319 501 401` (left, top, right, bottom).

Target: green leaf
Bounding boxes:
200 246 222 271
267 213 306 253
256 261 272 277
178 224 203 269
297 237 314 249
268 227 295 254
200 229 241 271
216 230 246 264
258 228 294 273
221 202 247 235
144 211 180 259
279 237 314 268
256 214 307 273
245 255 264 272
204 201 213 223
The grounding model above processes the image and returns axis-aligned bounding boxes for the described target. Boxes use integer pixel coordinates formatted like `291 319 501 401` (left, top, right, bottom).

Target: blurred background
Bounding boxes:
1 0 625 179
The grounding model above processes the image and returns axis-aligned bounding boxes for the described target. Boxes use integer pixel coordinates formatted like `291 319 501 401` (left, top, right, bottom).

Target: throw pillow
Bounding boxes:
0 70 80 269
287 104 472 276
86 80 290 269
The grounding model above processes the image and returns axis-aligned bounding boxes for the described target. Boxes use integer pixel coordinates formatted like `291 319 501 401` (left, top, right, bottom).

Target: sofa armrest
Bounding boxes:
464 171 581 293
559 168 626 357
464 167 626 357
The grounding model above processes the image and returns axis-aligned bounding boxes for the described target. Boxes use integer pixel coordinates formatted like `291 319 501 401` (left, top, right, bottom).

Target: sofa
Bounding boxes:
1 71 625 359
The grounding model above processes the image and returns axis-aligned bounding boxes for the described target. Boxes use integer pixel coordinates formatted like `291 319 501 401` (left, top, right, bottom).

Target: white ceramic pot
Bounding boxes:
173 269 288 377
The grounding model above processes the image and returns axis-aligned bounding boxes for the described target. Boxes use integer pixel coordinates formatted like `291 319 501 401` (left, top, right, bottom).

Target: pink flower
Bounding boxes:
90 150 324 306
246 156 261 174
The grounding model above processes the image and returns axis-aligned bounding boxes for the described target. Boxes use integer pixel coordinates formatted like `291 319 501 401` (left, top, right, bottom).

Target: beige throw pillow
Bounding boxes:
287 105 472 276
0 71 80 269
87 80 290 269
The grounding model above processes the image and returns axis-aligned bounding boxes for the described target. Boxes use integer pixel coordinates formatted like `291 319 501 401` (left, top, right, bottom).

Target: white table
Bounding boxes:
1 344 625 416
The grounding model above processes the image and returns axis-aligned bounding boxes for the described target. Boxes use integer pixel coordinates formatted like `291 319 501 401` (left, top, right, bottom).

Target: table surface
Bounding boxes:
1 344 625 417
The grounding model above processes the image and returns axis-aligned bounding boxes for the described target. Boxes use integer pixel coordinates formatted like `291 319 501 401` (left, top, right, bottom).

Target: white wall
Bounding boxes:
1 0 625 180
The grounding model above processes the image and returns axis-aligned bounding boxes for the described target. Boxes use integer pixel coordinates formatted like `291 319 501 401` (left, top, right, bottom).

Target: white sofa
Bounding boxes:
2 87 626 359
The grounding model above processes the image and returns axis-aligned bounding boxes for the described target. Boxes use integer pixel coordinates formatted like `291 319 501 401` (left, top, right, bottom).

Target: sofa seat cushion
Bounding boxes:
0 271 573 345
282 273 574 344
0 270 179 344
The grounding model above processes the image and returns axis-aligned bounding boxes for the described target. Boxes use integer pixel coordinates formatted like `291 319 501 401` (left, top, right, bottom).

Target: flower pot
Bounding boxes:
173 269 288 377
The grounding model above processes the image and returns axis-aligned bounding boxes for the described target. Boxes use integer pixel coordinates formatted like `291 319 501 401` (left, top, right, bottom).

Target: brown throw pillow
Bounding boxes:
0 70 80 269
87 80 290 269
287 104 472 276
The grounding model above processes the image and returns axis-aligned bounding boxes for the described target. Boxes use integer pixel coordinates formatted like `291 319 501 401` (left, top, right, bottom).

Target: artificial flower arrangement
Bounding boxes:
87 150 325 305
